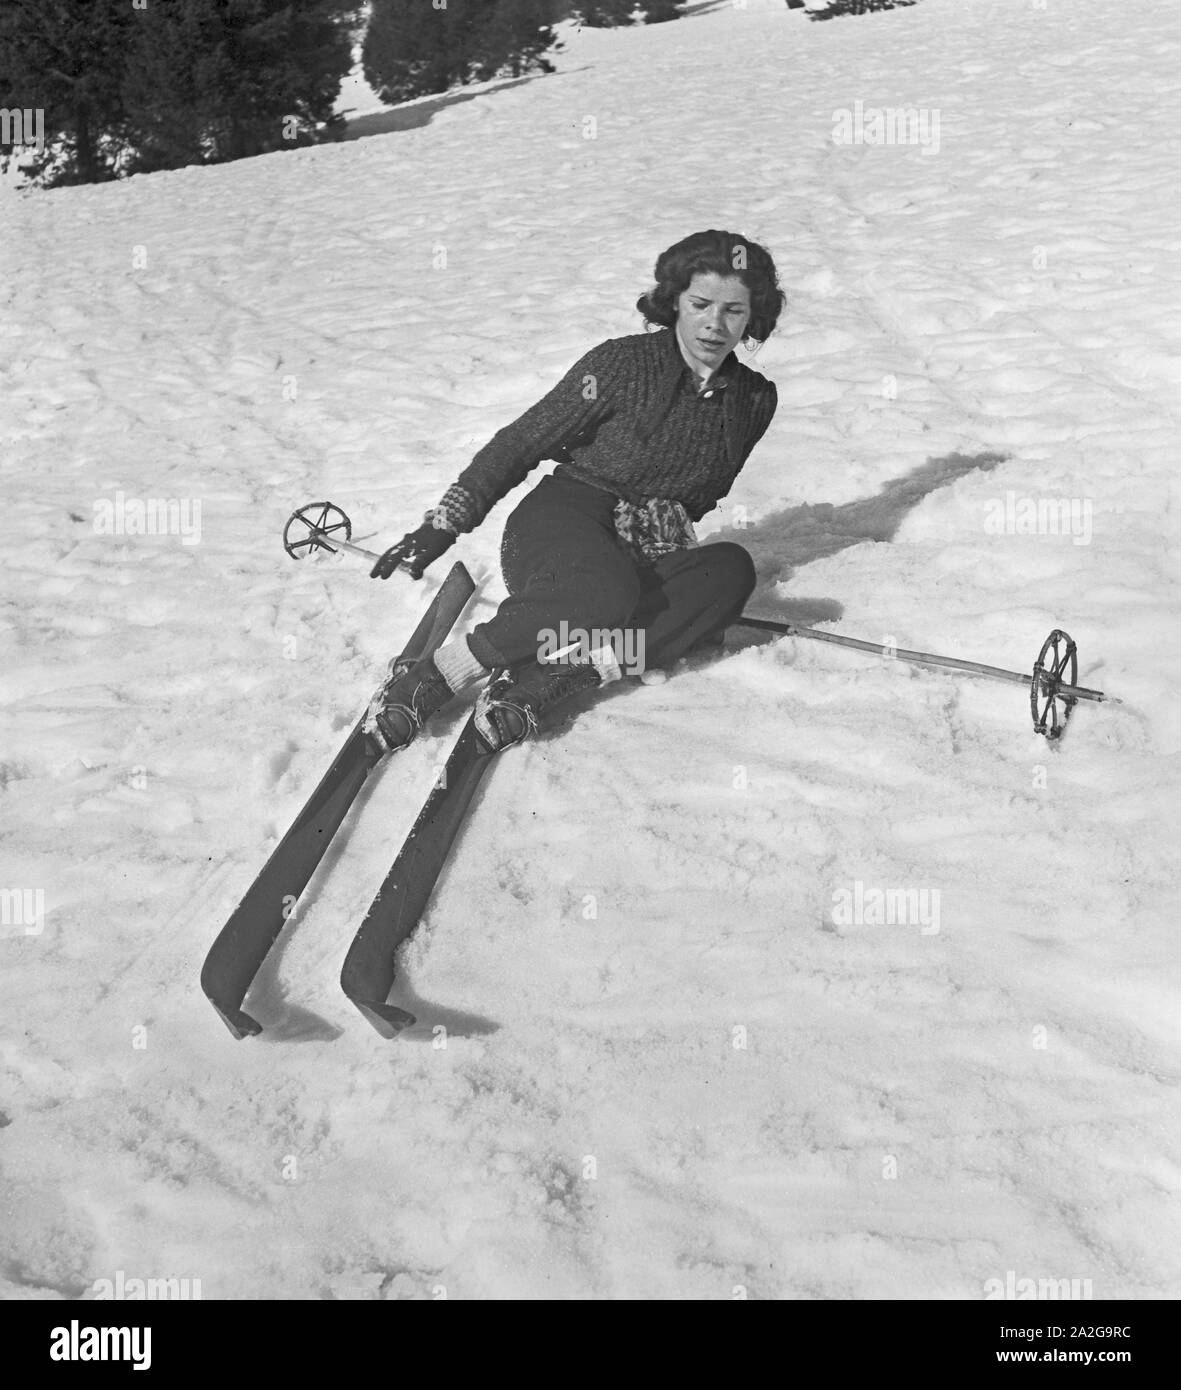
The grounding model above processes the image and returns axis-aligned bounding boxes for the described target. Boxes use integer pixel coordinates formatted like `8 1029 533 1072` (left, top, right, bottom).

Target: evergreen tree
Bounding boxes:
472 0 559 82
576 1 636 27
119 2 228 174
642 1 684 22
1 0 356 186
0 0 136 185
364 0 559 104
810 0 918 19
363 0 469 103
555 1 685 23
122 0 356 173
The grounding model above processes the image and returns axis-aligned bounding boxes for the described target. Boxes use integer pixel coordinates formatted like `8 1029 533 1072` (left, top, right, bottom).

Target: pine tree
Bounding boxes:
577 1 636 26
471 0 559 82
642 1 684 22
364 0 559 103
1 0 357 185
119 2 228 174
363 0 467 103
0 0 137 185
122 0 356 173
810 0 918 19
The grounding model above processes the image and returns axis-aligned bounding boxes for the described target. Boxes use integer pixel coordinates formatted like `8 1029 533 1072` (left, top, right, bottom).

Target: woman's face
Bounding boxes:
674 272 752 375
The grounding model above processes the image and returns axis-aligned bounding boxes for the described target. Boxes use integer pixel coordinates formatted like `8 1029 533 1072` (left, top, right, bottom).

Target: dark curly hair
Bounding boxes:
635 229 785 344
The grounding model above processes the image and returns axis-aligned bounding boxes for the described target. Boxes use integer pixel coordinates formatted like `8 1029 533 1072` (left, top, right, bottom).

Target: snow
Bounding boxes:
2 0 1180 1300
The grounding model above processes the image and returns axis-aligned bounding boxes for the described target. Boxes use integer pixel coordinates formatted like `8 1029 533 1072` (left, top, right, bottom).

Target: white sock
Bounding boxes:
434 637 488 694
584 642 622 687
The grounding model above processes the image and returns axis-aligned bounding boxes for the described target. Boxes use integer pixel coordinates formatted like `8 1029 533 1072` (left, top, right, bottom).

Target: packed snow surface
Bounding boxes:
2 0 1179 1299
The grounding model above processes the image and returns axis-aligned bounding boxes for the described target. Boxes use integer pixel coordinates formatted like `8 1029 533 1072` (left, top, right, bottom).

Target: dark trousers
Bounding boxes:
467 474 756 673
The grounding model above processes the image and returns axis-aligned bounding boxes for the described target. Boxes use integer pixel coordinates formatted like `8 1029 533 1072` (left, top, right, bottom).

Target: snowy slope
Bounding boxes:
2 0 1179 1300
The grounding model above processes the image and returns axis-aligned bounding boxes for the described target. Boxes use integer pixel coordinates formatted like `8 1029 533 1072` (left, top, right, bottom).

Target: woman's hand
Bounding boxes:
370 521 456 580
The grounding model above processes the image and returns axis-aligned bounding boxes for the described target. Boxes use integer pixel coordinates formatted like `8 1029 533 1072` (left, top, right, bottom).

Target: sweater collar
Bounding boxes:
667 325 737 393
636 330 740 444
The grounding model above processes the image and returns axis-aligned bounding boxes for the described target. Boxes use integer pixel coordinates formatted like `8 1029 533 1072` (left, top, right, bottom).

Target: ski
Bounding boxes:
200 562 475 1039
340 712 500 1037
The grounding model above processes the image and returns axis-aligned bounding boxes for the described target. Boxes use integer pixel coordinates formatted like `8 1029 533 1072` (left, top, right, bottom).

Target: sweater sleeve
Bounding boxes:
439 340 618 531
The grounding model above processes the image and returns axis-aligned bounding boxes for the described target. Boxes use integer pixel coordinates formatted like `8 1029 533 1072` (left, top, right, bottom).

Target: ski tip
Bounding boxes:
446 560 476 595
209 1001 263 1040
347 997 417 1039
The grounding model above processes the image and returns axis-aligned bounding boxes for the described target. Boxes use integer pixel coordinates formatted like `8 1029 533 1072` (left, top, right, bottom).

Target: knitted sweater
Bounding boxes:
431 328 777 532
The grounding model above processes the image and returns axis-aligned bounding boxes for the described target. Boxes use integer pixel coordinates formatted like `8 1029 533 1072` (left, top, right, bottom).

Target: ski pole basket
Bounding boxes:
1030 629 1079 741
284 501 385 565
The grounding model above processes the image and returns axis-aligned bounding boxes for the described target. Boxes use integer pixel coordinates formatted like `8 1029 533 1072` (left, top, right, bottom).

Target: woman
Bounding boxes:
367 228 783 753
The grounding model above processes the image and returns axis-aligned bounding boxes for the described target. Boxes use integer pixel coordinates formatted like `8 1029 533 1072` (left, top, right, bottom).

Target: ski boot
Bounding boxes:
474 659 603 752
363 655 453 755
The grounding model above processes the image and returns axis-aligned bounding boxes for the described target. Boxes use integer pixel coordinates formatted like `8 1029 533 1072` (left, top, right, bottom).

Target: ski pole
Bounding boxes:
734 615 1119 740
282 503 1116 741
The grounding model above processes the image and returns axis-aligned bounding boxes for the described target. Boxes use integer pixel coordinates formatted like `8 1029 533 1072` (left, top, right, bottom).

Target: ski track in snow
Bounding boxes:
2 0 1179 1299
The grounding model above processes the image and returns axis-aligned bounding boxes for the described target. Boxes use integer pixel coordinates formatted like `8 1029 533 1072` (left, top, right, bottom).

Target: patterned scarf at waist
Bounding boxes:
612 496 698 563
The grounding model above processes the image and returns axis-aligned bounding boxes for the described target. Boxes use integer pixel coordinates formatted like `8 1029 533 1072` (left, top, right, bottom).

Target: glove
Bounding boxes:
370 519 456 580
